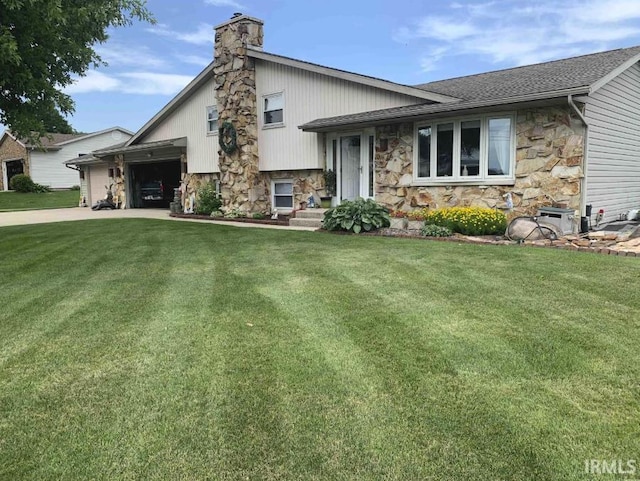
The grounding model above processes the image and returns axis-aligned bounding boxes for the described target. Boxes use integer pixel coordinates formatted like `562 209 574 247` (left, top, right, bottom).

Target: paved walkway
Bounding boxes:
0 208 317 231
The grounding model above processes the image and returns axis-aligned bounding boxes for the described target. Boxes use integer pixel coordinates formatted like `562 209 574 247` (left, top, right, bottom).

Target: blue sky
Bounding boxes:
61 0 640 134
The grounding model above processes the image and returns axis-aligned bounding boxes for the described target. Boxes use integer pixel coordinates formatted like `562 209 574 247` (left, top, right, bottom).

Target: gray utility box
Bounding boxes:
537 207 576 235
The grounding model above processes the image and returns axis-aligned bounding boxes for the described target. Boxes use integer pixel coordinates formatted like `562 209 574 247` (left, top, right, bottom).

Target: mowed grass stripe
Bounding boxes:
0 219 638 480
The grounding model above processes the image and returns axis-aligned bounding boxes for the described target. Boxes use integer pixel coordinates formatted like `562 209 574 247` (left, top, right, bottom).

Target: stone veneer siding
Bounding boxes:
213 16 269 213
0 136 28 190
375 106 585 217
269 170 325 210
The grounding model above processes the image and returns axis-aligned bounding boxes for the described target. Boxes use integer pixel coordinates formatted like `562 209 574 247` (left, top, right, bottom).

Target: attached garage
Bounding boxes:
128 160 181 208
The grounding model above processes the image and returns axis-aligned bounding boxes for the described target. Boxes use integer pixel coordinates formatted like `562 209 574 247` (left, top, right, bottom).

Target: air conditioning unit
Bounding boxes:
537 207 576 235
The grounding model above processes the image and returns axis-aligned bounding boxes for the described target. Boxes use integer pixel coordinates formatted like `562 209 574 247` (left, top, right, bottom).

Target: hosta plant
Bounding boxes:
322 198 390 234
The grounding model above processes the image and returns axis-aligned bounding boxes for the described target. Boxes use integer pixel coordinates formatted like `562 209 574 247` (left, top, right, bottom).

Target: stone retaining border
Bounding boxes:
345 228 640 257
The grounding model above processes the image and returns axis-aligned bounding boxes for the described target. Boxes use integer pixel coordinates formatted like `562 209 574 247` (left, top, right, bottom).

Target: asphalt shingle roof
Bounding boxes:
23 133 84 148
414 46 640 102
300 46 640 131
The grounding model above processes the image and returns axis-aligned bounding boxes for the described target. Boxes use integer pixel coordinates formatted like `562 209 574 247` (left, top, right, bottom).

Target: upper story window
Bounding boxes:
415 114 515 183
263 92 284 126
207 106 218 134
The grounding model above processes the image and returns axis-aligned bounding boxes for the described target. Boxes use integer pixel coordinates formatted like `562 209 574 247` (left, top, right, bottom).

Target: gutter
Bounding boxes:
568 94 590 218
300 86 590 132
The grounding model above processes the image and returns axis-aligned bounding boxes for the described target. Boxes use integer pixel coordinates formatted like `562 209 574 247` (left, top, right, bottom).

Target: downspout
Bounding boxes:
568 94 589 218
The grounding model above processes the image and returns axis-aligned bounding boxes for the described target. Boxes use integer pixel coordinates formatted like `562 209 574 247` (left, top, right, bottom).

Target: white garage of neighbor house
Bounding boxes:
0 127 133 192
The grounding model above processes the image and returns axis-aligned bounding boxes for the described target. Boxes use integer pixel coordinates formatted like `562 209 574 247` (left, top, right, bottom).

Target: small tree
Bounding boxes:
195 182 222 215
0 0 154 143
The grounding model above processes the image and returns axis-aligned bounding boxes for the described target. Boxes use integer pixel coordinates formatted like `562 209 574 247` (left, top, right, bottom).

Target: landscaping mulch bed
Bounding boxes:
322 227 640 257
170 212 291 226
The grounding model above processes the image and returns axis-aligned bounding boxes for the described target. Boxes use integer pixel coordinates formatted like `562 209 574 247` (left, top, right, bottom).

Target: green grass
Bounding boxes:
0 190 79 211
0 220 638 480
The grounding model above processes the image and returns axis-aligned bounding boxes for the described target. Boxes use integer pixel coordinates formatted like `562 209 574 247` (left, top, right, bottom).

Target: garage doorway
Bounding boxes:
4 159 24 190
129 160 181 208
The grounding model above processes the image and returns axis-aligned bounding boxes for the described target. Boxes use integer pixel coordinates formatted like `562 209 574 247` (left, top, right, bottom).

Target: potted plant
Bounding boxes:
322 169 336 207
389 210 408 229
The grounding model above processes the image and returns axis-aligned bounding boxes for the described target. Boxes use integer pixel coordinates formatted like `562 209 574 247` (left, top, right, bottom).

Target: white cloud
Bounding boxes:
147 23 214 45
95 44 168 69
65 71 193 96
398 0 640 73
119 73 193 95
204 0 244 8
65 71 121 94
181 54 213 67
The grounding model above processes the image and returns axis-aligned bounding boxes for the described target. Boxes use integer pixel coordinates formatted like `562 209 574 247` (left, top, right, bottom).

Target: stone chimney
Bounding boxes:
213 14 267 213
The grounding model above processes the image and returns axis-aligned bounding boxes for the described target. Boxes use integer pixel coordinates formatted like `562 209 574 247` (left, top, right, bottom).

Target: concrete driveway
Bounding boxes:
0 207 316 231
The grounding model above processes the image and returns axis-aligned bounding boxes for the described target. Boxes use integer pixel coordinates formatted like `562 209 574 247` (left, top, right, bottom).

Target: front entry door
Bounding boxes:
340 135 361 201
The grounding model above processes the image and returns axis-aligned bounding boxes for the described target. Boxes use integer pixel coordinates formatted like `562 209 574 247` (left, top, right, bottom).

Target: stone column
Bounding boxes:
214 14 267 213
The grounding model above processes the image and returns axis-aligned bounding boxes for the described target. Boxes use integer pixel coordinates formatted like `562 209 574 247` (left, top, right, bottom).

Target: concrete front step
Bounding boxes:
294 209 328 219
289 217 323 228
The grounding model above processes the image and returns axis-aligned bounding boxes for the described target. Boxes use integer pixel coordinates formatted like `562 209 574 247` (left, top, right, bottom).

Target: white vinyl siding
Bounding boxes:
140 83 219 174
30 130 131 189
255 59 427 171
585 62 640 223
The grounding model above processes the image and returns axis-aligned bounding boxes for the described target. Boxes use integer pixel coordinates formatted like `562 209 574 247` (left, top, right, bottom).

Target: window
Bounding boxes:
414 114 514 183
207 106 218 133
263 92 284 126
272 179 293 210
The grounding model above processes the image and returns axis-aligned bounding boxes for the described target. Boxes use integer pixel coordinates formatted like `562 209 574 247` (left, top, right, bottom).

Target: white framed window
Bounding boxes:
272 179 294 210
263 92 284 127
414 113 515 184
206 106 218 134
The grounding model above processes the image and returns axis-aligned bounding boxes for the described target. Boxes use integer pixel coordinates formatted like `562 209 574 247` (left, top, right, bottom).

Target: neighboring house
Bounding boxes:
0 127 133 193
72 14 640 226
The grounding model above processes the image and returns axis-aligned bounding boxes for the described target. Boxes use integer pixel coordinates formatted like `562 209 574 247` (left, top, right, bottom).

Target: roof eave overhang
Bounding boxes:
93 137 187 157
299 87 591 132
247 47 460 104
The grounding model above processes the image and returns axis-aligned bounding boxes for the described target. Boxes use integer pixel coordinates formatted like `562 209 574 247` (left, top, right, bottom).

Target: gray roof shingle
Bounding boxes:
300 45 640 131
414 45 640 101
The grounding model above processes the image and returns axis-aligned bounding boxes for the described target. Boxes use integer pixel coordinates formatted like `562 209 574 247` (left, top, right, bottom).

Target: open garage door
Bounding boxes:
129 160 181 208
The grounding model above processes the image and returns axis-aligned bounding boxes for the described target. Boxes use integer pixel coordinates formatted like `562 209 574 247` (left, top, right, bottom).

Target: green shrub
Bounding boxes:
224 208 246 219
9 174 36 192
9 174 50 193
421 224 453 237
424 207 507 236
322 198 390 234
252 212 266 219
195 182 222 215
70 185 81 191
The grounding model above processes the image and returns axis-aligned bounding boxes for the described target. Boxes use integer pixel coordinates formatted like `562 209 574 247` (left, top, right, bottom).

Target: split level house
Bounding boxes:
69 14 640 226
0 128 133 196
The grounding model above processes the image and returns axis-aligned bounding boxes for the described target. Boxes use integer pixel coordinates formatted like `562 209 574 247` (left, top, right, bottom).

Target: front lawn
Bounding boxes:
0 189 79 211
0 220 638 480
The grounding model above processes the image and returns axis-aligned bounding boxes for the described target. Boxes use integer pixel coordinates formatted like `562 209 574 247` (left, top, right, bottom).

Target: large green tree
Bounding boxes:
0 0 154 141
41 106 74 134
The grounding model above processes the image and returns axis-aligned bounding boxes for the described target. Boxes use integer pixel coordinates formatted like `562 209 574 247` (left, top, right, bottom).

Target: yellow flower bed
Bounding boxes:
424 207 507 235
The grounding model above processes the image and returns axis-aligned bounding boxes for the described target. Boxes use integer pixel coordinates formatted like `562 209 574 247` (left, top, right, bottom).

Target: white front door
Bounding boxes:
340 134 361 201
